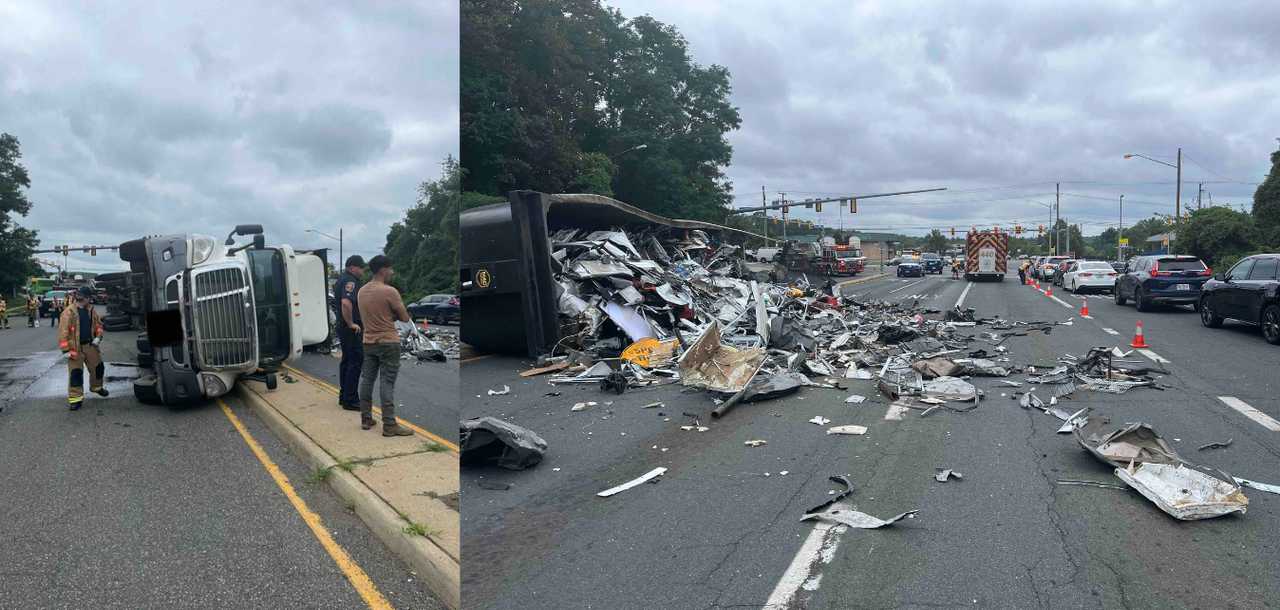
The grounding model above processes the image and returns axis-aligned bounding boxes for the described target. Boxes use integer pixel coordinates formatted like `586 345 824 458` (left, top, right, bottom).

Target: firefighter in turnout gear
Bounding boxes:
59 286 108 410
26 294 37 327
0 297 8 329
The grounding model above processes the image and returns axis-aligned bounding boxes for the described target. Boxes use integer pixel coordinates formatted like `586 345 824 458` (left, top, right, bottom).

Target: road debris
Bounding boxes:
571 401 597 412
826 425 867 435
597 467 667 497
800 476 917 529
1197 439 1233 451
934 468 963 482
1056 479 1128 490
809 416 832 426
487 385 511 396
744 439 768 447
460 417 548 471
844 394 867 404
1073 417 1250 520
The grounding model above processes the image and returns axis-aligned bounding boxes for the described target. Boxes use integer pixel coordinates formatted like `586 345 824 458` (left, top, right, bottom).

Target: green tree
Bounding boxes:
384 157 462 302
924 229 948 253
460 0 741 222
0 133 40 297
1178 206 1259 268
1252 148 1280 246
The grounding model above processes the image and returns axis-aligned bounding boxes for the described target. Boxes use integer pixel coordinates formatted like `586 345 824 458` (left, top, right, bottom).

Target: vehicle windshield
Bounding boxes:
1078 262 1113 270
248 249 291 364
921 253 940 259
1155 257 1206 271
835 250 861 259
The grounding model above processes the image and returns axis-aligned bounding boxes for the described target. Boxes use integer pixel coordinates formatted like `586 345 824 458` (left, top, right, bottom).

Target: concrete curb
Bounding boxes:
235 383 461 610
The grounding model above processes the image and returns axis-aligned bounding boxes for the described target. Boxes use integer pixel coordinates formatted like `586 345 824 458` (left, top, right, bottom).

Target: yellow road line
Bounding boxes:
217 399 394 610
282 365 459 453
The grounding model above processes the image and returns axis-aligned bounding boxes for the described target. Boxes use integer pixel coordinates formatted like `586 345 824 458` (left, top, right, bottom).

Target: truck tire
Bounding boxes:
266 372 278 390
133 375 162 405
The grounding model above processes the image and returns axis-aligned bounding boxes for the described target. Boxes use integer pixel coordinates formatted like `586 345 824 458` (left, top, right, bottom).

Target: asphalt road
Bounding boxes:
0 317 442 609
289 324 459 444
460 271 1280 609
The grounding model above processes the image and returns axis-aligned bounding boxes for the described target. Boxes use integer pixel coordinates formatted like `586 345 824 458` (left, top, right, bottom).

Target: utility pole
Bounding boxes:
1118 194 1124 262
752 184 762 244
780 192 788 241
1055 182 1060 256
1173 147 1182 255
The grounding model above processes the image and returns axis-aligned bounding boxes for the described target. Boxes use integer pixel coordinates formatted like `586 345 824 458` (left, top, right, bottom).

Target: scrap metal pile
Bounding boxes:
531 225 1067 414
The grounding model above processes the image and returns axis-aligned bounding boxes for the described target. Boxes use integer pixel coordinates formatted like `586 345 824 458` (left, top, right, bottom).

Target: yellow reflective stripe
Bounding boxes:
68 396 83 403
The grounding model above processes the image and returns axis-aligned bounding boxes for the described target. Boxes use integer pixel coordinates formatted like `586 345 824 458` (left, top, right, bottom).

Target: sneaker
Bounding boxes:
361 417 376 430
382 424 414 437
93 388 109 397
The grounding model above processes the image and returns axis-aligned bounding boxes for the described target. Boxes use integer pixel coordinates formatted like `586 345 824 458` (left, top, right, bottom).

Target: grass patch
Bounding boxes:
420 441 449 453
402 522 440 538
334 456 373 472
306 466 333 484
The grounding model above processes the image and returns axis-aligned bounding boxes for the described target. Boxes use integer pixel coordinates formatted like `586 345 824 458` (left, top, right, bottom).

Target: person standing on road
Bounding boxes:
334 255 367 412
1018 259 1030 284
0 297 8 329
26 294 37 327
59 286 108 410
356 255 413 437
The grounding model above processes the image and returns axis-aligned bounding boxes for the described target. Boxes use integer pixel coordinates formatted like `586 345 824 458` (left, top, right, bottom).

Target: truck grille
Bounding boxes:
190 267 256 370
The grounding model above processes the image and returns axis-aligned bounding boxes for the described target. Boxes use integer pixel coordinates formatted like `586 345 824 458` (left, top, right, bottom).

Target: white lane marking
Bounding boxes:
1102 327 1119 335
884 403 910 420
1048 294 1074 308
764 522 847 609
1217 396 1280 432
1137 349 1169 364
889 279 925 294
955 282 974 309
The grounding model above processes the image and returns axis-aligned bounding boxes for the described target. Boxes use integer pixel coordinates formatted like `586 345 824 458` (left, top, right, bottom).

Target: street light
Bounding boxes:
306 228 343 269
1124 148 1182 254
610 143 648 160
1030 201 1054 254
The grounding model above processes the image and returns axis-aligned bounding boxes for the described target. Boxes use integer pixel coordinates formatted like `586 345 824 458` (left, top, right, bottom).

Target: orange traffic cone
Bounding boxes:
1079 296 1089 317
1130 320 1149 348
1045 285 1053 297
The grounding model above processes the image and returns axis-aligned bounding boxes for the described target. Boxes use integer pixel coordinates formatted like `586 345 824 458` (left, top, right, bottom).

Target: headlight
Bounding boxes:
190 235 216 265
200 372 228 397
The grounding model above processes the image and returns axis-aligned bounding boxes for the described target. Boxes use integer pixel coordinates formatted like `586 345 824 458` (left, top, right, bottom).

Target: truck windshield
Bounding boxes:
835 250 861 258
248 249 291 364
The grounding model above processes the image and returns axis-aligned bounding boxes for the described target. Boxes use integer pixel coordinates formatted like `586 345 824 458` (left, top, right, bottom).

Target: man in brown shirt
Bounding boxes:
356 255 414 436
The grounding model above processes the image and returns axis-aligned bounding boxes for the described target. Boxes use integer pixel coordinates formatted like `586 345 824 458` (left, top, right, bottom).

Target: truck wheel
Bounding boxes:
266 372 278 390
133 376 162 405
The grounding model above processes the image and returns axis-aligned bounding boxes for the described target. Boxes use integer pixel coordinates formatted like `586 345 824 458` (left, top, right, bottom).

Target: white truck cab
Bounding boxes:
119 225 330 405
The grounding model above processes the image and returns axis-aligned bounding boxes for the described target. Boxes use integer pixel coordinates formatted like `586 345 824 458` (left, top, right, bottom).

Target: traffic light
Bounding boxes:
782 201 789 214
949 227 955 237
90 247 97 256
1015 225 1023 235
850 198 857 213
815 201 822 213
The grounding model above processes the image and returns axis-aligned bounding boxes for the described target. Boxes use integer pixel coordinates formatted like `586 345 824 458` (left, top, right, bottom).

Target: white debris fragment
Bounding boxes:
844 394 867 404
597 467 667 497
808 416 831 426
487 385 511 396
571 401 598 412
744 439 768 447
826 425 868 435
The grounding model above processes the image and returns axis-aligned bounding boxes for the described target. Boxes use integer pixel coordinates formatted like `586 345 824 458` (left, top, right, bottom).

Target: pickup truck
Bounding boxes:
119 225 331 405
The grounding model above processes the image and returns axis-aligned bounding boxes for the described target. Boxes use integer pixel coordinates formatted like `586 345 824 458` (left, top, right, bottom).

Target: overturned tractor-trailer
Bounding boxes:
459 191 767 357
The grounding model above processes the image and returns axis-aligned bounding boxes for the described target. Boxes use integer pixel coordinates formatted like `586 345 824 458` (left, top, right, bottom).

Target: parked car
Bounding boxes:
1063 260 1118 294
1038 256 1071 282
920 252 944 274
1109 261 1127 273
1198 254 1280 344
1052 259 1077 286
408 293 460 324
896 260 923 277
39 290 68 319
1114 255 1211 311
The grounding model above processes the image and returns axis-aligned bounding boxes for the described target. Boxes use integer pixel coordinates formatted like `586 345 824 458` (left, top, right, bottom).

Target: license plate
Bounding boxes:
1175 283 1190 291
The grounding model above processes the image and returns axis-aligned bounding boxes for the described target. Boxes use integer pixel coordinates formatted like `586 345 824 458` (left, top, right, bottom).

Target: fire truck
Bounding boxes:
816 244 866 276
964 230 1008 281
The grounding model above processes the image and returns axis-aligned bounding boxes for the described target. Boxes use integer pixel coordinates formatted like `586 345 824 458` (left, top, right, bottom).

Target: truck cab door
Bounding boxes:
281 245 331 358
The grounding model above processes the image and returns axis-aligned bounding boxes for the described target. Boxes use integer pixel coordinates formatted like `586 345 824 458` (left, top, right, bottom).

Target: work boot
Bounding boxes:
93 388 109 397
361 416 376 430
68 401 81 411
382 423 413 437
341 402 361 411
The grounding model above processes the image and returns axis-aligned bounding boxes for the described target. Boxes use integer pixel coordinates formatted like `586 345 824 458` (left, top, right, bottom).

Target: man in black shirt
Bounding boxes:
334 255 367 410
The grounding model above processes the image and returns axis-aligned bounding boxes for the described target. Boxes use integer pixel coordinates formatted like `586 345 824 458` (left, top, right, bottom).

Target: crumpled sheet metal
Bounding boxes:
460 417 548 471
1115 462 1247 520
799 475 917 529
911 357 963 379
739 371 809 403
921 376 979 402
677 321 766 393
1072 419 1179 468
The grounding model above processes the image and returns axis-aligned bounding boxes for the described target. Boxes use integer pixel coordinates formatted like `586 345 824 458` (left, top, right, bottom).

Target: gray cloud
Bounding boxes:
0 0 457 272
608 0 1280 236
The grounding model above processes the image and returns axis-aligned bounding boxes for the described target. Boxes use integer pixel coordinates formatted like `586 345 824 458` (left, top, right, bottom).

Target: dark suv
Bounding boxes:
1114 255 1210 311
921 253 943 274
1198 254 1280 344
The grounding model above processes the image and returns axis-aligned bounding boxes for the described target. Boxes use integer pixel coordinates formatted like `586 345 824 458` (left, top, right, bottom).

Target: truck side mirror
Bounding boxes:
235 224 264 236
253 235 265 250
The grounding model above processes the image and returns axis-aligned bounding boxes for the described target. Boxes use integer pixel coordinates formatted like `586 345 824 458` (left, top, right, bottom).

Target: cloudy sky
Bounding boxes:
0 1 457 273
608 0 1280 237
